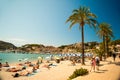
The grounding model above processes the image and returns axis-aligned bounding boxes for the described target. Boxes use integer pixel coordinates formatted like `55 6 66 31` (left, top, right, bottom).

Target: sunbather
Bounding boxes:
6 66 26 72
2 62 10 67
12 68 32 77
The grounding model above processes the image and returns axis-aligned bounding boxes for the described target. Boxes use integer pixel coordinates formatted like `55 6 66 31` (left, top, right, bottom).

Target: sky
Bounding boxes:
0 0 120 47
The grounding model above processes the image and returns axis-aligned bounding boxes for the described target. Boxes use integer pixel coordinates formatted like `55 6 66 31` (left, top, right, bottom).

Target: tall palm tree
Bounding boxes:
66 6 97 65
97 22 113 59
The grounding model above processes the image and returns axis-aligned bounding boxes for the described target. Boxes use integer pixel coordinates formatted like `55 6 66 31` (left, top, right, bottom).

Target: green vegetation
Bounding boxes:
22 44 45 48
94 43 104 61
110 39 120 45
68 68 89 80
58 45 68 49
97 22 114 59
66 6 98 65
87 42 98 49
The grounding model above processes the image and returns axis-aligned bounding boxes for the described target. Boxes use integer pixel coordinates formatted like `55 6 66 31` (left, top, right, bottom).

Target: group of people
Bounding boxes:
90 56 100 72
0 61 40 78
12 61 40 77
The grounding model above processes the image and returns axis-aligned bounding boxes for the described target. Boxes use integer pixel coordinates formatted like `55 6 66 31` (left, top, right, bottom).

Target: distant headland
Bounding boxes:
0 40 120 54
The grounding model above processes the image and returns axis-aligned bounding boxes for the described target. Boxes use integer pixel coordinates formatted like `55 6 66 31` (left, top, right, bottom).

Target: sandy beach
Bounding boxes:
0 56 120 80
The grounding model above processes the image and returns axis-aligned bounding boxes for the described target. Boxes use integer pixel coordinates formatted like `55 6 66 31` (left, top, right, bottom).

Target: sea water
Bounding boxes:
0 52 93 64
0 52 56 64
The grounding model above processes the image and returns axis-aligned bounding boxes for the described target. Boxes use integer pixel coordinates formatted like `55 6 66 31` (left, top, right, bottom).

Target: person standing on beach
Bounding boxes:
0 62 2 71
95 56 100 71
90 57 96 72
112 53 116 62
119 53 120 59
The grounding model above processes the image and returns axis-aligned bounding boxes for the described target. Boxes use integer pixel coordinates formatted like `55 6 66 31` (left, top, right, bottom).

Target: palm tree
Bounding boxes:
66 6 97 65
97 22 113 59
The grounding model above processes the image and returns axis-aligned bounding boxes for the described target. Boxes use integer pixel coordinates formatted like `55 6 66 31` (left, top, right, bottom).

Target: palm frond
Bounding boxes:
66 6 98 31
88 13 97 18
86 18 98 29
73 9 78 13
69 21 77 29
97 22 114 40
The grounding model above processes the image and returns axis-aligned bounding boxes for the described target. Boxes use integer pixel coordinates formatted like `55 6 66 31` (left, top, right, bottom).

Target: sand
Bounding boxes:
0 56 120 80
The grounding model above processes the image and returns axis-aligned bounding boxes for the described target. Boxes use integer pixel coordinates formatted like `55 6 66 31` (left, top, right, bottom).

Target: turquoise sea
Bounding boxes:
0 52 57 64
0 52 93 64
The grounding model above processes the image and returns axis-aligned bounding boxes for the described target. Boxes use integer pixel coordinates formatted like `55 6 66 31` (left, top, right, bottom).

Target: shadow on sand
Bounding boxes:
99 64 104 66
107 61 120 66
115 62 120 66
95 69 108 73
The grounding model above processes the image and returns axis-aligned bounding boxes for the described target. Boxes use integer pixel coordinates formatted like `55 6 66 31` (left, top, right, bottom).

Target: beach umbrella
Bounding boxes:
54 56 60 59
24 58 28 61
38 56 43 60
37 56 43 64
45 56 51 60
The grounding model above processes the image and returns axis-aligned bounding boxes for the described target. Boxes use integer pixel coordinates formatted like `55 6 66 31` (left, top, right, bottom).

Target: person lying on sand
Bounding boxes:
32 65 40 73
42 63 52 69
2 62 10 67
42 63 57 69
18 62 34 67
6 66 26 72
12 68 33 77
12 65 40 78
31 63 40 73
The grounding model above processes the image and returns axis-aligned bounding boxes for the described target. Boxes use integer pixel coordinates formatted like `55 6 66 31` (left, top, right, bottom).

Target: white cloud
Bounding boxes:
4 38 29 47
9 38 26 42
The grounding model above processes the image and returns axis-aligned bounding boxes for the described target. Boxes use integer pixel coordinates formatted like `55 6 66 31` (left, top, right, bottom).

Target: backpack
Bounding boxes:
96 58 99 63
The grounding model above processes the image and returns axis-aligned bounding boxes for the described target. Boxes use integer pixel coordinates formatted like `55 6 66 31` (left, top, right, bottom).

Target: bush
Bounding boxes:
68 68 88 80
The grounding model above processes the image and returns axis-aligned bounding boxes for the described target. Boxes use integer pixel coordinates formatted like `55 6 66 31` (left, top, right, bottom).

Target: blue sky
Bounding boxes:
0 0 120 47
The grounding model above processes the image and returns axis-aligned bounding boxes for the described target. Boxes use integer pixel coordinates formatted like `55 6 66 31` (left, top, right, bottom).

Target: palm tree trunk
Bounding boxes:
81 25 85 65
106 37 109 57
103 36 106 60
106 38 108 57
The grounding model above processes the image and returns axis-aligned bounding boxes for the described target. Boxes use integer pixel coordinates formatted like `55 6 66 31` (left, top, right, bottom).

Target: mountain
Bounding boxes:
18 44 61 53
1 40 120 53
0 41 17 50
